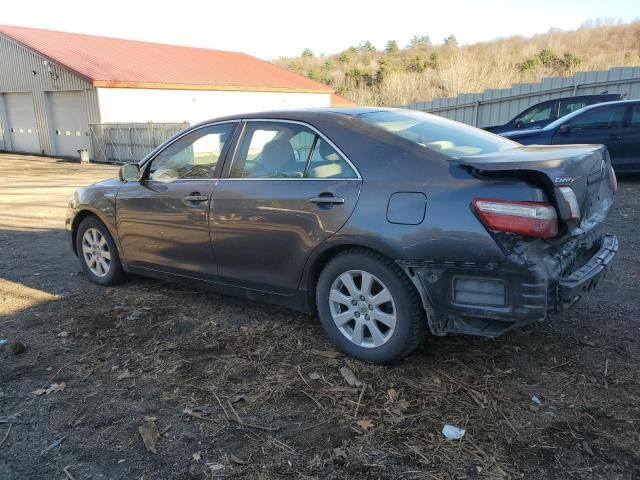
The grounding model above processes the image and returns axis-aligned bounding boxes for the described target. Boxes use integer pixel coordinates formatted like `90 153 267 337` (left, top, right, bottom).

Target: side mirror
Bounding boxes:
119 164 141 182
558 124 571 135
515 120 524 129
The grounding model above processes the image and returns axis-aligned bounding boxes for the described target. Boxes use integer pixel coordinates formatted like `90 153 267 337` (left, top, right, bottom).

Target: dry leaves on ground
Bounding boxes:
356 419 374 431
339 366 363 387
139 416 159 454
32 382 66 396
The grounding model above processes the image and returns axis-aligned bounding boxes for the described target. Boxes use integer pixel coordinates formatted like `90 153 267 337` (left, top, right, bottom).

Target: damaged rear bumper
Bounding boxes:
555 233 618 309
398 233 619 338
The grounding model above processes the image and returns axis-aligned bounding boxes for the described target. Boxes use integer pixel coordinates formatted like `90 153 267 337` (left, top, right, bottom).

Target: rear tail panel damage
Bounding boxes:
400 145 618 337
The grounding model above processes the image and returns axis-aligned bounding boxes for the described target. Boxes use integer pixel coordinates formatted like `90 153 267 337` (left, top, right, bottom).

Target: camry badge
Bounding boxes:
554 177 576 183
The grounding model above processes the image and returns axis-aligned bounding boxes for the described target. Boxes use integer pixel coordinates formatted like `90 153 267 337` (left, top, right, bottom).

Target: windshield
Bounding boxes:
360 110 517 159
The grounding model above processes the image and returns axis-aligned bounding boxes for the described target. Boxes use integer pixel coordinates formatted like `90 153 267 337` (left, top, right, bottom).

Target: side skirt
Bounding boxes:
125 265 313 314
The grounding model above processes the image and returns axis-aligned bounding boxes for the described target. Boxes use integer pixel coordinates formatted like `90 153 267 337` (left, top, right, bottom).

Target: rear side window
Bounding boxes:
307 138 357 178
567 105 627 130
229 122 357 179
559 99 587 117
360 110 516 159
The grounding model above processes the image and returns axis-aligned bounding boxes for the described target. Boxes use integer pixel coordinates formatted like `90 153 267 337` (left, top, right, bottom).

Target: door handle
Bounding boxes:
184 193 209 202
609 135 622 141
309 196 345 205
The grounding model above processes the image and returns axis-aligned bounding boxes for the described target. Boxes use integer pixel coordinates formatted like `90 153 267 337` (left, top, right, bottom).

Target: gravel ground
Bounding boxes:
1 153 639 480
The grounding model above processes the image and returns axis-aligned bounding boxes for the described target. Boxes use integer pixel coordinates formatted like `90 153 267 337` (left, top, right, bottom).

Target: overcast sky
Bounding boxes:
2 0 638 59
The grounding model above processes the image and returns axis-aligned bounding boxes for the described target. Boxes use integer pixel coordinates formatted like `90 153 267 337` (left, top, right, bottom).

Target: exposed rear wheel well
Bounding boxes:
306 245 420 315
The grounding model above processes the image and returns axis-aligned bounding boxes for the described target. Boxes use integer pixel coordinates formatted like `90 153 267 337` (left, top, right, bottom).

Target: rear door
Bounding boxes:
551 104 627 160
116 122 237 278
211 120 361 294
617 103 640 172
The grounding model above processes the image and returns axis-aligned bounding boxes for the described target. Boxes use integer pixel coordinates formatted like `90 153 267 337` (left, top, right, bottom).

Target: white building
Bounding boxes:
0 25 352 160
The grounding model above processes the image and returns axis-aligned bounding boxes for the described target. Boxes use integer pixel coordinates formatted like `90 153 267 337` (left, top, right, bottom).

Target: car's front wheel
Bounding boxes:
76 216 125 286
316 249 425 363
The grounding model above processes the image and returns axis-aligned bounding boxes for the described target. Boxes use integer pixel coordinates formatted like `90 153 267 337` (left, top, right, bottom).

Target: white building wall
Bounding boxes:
96 88 331 125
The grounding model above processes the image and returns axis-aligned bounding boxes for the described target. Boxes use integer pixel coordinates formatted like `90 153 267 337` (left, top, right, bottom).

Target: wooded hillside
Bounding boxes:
274 21 640 106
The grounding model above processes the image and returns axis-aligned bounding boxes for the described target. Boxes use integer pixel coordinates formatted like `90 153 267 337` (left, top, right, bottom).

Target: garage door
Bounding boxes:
4 93 40 154
47 91 89 158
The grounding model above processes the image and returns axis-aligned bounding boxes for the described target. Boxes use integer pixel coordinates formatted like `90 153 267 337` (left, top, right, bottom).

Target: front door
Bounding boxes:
211 120 362 294
116 122 237 278
551 104 628 160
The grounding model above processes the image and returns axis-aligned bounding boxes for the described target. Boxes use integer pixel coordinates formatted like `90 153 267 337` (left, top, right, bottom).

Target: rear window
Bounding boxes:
360 110 516 159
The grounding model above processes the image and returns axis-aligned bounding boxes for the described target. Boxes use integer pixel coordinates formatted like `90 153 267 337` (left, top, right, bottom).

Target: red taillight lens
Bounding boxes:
473 198 558 238
610 167 618 193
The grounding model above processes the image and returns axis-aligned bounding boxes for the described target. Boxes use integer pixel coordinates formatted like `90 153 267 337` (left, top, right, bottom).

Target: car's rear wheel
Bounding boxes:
316 249 425 363
76 216 125 286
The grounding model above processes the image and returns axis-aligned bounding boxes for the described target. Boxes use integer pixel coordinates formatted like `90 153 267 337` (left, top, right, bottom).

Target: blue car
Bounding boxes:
484 93 623 134
502 100 640 173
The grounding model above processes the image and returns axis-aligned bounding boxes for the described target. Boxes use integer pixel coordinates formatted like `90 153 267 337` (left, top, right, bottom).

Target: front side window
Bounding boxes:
567 105 626 130
518 102 555 124
230 122 357 179
148 123 235 182
360 110 516 159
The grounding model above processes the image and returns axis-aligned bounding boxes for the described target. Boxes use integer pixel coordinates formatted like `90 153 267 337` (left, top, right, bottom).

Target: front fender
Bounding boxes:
66 180 123 257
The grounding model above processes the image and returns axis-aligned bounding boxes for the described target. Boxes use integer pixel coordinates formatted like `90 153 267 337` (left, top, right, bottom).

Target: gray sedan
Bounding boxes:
66 108 618 363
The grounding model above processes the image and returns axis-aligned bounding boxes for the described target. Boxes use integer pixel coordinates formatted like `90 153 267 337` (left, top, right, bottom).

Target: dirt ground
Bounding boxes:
1 153 639 480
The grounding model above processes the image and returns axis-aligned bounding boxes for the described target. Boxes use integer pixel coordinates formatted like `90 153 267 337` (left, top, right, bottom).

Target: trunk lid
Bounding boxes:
460 145 615 235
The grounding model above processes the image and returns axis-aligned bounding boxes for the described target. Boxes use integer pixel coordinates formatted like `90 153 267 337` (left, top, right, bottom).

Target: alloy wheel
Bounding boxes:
329 269 397 348
81 228 111 277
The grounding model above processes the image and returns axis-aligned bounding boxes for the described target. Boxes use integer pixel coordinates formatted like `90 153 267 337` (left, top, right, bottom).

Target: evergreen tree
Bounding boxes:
408 35 432 48
385 40 399 54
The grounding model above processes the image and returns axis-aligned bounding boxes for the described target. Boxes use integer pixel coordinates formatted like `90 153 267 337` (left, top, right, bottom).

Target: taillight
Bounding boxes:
610 167 618 193
472 198 558 238
557 186 581 222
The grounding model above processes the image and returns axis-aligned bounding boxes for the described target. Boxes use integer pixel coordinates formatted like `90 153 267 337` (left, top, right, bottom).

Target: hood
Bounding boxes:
90 177 121 187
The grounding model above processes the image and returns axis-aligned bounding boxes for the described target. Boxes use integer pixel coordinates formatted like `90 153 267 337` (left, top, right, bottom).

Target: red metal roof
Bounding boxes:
0 25 334 93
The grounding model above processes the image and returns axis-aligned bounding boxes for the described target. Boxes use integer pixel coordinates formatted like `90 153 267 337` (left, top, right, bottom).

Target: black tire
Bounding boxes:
316 249 425 364
75 216 126 286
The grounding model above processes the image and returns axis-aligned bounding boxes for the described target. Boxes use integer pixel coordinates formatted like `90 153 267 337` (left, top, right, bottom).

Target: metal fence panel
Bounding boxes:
402 67 640 128
89 122 189 163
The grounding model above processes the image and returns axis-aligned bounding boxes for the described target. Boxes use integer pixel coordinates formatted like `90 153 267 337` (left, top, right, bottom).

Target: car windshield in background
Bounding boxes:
360 110 517 159
543 105 591 130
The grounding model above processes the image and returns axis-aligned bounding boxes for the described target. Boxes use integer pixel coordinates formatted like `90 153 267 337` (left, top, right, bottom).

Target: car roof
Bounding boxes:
191 107 400 127
543 99 640 130
576 98 639 108
565 93 622 100
559 98 640 117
